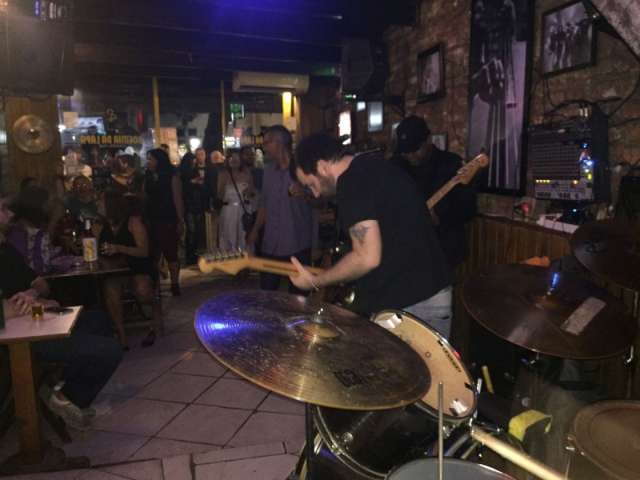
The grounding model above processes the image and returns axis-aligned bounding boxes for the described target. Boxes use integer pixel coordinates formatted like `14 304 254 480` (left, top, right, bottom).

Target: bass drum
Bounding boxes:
387 458 516 480
313 311 477 479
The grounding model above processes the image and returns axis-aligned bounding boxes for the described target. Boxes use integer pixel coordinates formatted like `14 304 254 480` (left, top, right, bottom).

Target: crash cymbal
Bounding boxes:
463 264 636 359
195 290 430 410
571 220 640 291
11 114 54 154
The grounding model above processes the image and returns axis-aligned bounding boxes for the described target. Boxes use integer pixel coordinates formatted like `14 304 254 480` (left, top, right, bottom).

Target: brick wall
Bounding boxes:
372 0 640 204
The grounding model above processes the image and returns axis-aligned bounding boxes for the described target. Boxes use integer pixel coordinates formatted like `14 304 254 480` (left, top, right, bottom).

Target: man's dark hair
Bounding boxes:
295 133 343 175
265 125 292 152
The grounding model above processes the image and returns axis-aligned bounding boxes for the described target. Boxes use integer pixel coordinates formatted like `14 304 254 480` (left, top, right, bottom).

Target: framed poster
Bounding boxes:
467 0 533 194
417 44 445 102
542 1 596 76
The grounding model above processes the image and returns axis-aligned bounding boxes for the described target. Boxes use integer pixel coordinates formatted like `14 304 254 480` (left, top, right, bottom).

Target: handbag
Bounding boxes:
229 169 256 233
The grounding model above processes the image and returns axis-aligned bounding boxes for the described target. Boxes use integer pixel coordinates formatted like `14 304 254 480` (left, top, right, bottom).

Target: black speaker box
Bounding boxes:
341 38 387 97
0 9 74 95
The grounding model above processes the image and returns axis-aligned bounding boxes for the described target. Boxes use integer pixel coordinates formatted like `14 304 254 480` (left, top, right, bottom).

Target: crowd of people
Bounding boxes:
0 117 477 434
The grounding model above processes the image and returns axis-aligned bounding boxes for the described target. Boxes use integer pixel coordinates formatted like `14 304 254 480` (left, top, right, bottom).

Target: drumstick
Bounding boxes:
471 426 567 480
438 382 444 480
481 365 495 394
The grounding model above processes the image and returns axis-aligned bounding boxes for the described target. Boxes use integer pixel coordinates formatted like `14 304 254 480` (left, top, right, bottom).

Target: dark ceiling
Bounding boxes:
71 0 418 101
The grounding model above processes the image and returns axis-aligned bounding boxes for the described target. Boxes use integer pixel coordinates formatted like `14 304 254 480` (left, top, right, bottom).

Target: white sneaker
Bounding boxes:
39 386 91 431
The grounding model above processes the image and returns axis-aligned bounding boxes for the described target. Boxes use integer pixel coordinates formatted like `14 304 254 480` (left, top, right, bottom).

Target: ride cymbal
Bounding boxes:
571 220 640 291
195 291 430 410
463 264 636 359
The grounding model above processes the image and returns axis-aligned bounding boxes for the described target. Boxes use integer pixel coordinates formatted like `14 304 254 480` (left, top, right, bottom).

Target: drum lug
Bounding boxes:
340 432 354 445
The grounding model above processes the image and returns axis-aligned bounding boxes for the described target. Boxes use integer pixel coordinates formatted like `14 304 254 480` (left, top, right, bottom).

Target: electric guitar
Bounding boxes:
198 250 323 277
426 152 490 210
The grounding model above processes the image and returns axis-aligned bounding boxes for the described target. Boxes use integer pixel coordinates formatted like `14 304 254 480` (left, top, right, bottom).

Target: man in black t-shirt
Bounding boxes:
290 134 454 338
393 115 477 269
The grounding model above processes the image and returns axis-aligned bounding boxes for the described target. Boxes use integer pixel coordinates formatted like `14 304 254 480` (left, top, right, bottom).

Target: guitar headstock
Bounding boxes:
198 250 251 275
457 153 491 185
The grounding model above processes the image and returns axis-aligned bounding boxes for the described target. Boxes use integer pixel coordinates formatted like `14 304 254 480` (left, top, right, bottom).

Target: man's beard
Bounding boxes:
318 173 336 197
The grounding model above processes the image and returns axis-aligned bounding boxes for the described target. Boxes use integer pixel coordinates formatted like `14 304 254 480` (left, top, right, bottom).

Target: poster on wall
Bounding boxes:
467 0 533 194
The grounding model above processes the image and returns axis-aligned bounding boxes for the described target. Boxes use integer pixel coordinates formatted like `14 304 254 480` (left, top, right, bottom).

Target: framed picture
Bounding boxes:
542 1 595 76
417 44 445 102
431 133 448 151
467 0 533 194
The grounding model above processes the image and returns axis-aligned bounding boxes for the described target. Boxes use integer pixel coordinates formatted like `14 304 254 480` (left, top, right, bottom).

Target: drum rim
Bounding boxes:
313 405 386 479
572 400 640 480
374 309 478 422
385 457 518 479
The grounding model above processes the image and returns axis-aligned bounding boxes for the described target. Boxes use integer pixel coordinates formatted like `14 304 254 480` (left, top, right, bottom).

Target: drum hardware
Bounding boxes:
438 382 444 480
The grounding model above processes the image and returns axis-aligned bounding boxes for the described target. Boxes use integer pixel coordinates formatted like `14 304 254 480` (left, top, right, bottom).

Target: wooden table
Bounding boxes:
45 258 131 307
0 307 81 468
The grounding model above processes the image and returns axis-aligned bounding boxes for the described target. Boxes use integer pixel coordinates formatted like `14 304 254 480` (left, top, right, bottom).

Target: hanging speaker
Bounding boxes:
341 39 388 97
0 4 74 95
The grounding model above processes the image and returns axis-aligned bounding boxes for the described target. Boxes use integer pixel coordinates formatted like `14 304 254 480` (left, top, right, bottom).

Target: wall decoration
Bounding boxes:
542 1 596 76
417 44 445 102
467 0 533 194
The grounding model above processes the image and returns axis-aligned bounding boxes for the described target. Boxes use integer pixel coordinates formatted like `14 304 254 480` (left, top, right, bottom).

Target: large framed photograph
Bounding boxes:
417 44 445 102
467 0 533 194
542 1 595 76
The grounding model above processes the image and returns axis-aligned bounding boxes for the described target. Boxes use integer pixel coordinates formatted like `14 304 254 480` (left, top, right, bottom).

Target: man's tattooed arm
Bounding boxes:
349 224 370 245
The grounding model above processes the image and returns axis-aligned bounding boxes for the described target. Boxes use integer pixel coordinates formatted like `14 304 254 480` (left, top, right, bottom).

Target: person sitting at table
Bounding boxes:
100 192 161 350
6 186 57 274
0 193 122 430
64 176 100 222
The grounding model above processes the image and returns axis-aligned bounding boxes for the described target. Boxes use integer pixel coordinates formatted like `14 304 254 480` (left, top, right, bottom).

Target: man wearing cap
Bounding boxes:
393 115 476 269
289 133 454 339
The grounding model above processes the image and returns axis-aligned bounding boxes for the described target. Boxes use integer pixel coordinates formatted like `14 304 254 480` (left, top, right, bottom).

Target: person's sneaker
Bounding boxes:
39 386 91 431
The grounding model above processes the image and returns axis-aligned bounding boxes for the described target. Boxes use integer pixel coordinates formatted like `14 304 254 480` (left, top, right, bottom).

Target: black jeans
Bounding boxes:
185 211 206 264
33 309 122 408
259 248 312 296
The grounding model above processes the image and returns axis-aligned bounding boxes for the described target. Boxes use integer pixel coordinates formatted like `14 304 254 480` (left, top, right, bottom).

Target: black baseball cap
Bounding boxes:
395 115 431 154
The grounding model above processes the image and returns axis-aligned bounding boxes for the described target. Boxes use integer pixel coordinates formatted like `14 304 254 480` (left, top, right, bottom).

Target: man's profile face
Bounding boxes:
262 133 280 159
195 149 206 165
295 165 335 198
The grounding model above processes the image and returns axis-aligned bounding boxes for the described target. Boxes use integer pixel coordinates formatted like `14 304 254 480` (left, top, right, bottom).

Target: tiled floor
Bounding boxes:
0 270 304 480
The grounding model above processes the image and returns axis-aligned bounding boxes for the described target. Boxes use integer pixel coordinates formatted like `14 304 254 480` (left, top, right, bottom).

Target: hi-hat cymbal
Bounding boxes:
195 291 430 410
11 114 54 154
463 264 636 359
571 220 640 291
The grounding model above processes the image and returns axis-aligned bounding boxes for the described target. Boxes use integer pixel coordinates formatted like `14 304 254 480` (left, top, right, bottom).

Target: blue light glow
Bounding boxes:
210 322 228 330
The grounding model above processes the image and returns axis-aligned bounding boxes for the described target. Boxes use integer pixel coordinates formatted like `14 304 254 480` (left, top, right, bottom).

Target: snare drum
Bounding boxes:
569 400 640 480
313 310 477 479
387 458 516 480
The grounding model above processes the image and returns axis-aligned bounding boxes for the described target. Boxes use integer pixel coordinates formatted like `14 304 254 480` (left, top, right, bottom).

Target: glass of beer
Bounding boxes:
31 303 44 321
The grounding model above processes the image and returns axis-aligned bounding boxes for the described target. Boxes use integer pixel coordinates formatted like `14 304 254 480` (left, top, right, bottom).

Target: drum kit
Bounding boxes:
193 220 639 480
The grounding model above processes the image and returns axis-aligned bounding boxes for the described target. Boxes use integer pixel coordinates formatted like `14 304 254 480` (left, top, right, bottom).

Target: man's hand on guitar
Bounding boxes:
289 256 319 291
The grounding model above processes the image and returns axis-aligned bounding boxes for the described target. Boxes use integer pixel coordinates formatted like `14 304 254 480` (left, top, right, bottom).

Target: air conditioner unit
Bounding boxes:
232 71 310 94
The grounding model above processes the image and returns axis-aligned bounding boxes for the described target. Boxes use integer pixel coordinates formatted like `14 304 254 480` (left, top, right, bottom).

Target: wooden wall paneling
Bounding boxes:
5 96 62 194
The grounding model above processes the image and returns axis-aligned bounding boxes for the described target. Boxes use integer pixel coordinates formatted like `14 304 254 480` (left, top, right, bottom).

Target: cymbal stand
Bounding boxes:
626 291 639 398
304 403 315 480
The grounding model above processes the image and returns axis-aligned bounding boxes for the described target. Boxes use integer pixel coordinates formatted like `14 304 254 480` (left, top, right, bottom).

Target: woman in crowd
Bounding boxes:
110 153 144 197
100 192 161 349
217 149 255 251
144 148 184 296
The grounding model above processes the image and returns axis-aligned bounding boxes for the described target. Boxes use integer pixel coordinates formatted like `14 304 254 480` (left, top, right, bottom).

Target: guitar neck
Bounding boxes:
426 177 458 210
248 258 324 277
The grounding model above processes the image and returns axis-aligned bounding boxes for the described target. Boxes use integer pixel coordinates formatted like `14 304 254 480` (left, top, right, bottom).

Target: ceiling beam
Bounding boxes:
73 24 341 64
73 0 344 47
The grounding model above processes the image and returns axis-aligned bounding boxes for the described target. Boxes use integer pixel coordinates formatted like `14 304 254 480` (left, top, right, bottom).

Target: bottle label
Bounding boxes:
83 238 98 262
